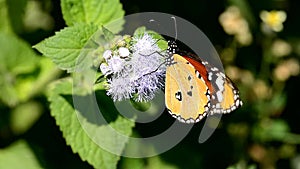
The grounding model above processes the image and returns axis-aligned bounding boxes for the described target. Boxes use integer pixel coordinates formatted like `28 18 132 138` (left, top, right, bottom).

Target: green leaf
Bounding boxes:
102 26 114 41
48 78 134 169
33 23 99 72
148 30 168 51
146 156 179 169
61 0 124 33
21 57 62 99
0 33 38 106
133 26 168 51
133 27 146 37
120 156 179 169
252 119 290 142
0 77 18 106
130 99 151 112
0 140 43 169
0 33 37 74
10 101 43 135
0 58 59 107
6 0 27 34
0 0 13 33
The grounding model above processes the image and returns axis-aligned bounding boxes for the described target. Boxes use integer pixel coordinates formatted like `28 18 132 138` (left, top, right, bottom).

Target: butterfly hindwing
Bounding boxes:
184 55 242 114
217 77 242 113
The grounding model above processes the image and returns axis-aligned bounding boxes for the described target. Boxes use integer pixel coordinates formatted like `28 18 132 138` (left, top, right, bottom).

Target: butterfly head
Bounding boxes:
167 40 178 55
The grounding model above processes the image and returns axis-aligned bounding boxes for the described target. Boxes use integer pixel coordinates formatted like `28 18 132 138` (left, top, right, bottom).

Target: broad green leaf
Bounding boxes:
48 78 134 169
0 33 38 106
0 140 43 169
33 23 99 72
61 0 124 33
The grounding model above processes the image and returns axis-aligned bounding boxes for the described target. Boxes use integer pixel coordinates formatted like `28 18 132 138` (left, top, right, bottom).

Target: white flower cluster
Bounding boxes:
99 33 166 102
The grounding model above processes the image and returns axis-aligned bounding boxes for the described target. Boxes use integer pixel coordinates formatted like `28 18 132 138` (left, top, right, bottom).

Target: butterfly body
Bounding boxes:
165 40 242 123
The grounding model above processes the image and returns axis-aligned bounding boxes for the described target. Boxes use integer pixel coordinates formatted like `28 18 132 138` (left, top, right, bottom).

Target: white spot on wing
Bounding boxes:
236 100 240 107
208 72 213 81
216 91 223 102
202 61 208 65
211 67 219 71
214 72 225 102
196 71 200 78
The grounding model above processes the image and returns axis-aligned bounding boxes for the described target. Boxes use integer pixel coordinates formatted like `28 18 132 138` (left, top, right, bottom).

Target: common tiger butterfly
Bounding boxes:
165 40 242 123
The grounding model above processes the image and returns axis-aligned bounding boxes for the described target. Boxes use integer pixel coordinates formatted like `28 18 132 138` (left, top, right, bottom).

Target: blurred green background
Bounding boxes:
1 0 300 168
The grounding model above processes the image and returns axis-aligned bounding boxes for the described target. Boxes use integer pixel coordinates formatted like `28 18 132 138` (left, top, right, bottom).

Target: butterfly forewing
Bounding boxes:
165 54 209 123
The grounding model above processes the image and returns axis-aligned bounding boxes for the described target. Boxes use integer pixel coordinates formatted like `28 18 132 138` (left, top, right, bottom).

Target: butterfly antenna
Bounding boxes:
149 19 160 27
139 61 166 78
171 16 177 40
148 19 166 48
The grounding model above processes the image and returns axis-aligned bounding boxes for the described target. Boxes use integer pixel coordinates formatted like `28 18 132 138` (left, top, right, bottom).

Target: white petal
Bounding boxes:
119 47 130 57
103 50 112 60
100 63 111 75
109 56 124 73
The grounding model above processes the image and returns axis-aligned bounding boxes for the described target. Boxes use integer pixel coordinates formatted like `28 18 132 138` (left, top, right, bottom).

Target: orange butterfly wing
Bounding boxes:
165 54 210 123
165 53 242 123
183 54 242 114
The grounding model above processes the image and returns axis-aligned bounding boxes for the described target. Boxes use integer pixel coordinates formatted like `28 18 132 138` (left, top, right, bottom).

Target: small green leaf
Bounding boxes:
61 0 124 33
33 23 99 72
133 26 168 51
0 140 43 169
133 27 146 37
130 99 151 112
48 78 134 169
147 30 168 51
